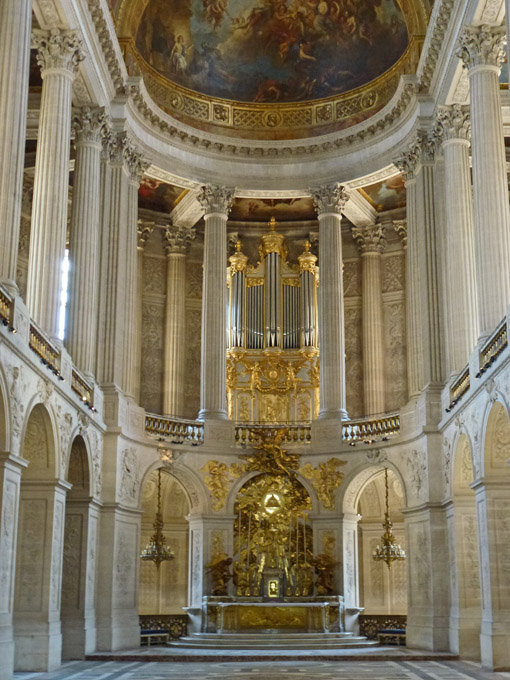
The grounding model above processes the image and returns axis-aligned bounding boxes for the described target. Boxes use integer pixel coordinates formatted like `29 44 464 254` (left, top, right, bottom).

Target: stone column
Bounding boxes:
163 225 196 416
473 480 510 670
27 28 84 339
395 134 444 395
457 26 510 336
66 108 107 377
13 481 69 672
0 0 32 295
197 185 234 421
435 106 478 375
0 454 27 680
135 221 154 403
123 147 148 399
311 185 349 426
352 224 386 415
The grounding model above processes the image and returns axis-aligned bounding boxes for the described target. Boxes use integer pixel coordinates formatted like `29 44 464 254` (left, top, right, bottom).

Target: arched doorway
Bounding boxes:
14 403 63 672
139 468 190 633
477 402 510 670
61 435 97 659
446 433 480 659
357 469 407 619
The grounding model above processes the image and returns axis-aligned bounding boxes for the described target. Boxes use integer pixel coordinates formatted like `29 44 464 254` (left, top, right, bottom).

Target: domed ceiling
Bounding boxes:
115 0 429 139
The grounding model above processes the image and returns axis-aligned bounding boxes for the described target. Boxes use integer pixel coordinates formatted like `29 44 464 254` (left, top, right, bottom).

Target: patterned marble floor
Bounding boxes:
14 660 510 680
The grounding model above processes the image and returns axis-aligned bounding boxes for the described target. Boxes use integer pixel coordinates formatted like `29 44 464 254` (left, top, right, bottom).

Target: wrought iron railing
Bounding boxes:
145 413 204 444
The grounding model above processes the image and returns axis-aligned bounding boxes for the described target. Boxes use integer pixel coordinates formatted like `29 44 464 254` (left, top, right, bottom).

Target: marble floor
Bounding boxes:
14 660 510 680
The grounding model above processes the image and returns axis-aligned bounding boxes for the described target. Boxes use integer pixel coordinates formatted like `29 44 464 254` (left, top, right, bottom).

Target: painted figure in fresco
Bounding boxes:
136 0 409 103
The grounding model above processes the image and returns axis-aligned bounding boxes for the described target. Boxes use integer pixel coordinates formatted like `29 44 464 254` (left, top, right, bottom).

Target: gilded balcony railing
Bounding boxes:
342 413 400 443
29 322 61 375
0 286 13 327
480 318 508 371
71 367 94 406
449 365 470 405
235 423 312 445
145 413 204 444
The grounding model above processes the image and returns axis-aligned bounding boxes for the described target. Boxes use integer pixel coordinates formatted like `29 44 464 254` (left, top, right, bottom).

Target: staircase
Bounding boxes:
169 631 379 650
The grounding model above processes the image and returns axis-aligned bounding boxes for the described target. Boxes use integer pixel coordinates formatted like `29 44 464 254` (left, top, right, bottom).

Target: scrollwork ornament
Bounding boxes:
299 458 347 509
164 225 196 255
137 220 155 248
393 219 407 248
352 224 386 254
311 184 349 215
32 27 85 75
456 24 506 71
198 185 235 216
435 105 471 143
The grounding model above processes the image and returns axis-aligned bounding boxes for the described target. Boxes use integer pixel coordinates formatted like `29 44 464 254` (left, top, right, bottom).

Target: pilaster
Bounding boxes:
352 224 386 415
135 221 154 403
163 225 196 416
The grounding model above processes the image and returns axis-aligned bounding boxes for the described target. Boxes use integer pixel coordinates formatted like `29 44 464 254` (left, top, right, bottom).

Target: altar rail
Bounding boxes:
145 413 204 444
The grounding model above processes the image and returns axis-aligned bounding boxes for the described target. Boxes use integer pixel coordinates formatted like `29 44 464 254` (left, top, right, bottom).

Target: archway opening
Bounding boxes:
61 435 95 659
138 468 190 638
14 403 61 672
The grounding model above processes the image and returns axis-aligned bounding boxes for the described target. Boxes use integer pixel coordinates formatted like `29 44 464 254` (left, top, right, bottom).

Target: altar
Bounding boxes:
202 596 345 634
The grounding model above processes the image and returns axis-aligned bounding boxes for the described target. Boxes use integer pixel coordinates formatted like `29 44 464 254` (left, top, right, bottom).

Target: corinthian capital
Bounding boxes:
198 185 235 216
32 27 85 74
394 131 436 179
435 105 471 144
393 219 407 248
72 107 109 146
123 139 150 183
164 225 196 254
352 224 386 254
456 25 506 70
311 184 349 215
137 220 154 249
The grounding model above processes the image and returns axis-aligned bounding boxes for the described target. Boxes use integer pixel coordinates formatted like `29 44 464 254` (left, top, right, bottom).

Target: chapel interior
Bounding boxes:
1 0 510 678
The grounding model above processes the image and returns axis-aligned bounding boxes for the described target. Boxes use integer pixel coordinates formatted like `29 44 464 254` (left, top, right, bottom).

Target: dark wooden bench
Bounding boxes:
140 629 169 646
377 628 406 645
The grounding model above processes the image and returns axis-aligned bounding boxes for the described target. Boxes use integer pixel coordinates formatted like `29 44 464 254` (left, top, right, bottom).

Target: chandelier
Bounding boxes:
372 468 406 568
140 468 175 568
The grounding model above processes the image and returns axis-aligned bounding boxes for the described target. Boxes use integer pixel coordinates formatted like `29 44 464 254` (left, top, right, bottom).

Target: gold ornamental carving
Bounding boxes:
200 460 243 511
299 458 347 510
258 217 288 261
240 428 299 478
298 242 318 274
229 241 248 275
206 532 233 596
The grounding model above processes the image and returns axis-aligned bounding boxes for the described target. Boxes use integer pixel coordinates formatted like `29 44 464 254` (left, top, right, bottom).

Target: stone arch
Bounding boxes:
61 434 96 659
482 400 510 479
139 466 191 617
139 458 206 516
0 363 9 452
20 401 58 479
342 464 407 618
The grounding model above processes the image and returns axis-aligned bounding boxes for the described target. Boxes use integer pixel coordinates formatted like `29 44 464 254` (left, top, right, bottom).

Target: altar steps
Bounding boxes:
169 631 379 650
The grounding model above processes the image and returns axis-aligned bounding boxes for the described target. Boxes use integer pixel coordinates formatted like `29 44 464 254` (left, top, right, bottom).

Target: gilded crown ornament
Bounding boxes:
298 241 317 274
259 217 287 261
229 241 248 274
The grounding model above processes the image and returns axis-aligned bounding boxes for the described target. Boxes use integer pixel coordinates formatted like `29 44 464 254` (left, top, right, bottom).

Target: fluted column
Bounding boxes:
66 108 107 377
352 224 386 415
135 221 154 402
0 0 32 295
435 106 479 374
27 28 84 338
457 26 510 335
123 146 149 398
312 185 349 420
198 185 234 420
96 133 129 389
163 225 196 416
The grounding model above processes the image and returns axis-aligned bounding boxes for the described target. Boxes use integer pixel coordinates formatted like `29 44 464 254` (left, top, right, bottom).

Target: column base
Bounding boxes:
311 417 344 448
448 611 481 660
0 627 14 680
95 613 139 652
481 615 510 671
13 628 62 672
202 419 234 447
406 615 449 652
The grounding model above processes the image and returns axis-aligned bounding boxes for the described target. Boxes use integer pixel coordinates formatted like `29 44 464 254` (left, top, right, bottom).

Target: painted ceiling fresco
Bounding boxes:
138 178 188 213
358 173 405 212
230 197 317 221
135 0 409 103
